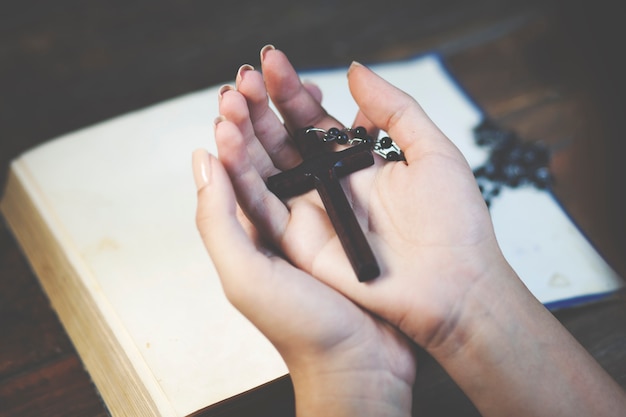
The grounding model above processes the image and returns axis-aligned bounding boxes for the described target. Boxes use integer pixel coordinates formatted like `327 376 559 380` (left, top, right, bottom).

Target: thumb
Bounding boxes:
346 61 458 163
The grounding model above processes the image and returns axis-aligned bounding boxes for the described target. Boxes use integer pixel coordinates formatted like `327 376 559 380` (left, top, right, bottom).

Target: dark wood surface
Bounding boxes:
1 1 625 416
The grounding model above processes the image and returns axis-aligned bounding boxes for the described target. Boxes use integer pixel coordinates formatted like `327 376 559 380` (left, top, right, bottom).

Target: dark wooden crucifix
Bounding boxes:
266 127 380 282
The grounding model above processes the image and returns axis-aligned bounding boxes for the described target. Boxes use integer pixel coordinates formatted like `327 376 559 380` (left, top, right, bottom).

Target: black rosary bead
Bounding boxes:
385 151 401 161
472 118 552 207
336 132 349 144
533 167 551 189
379 136 393 149
327 127 340 137
354 126 367 138
473 118 514 147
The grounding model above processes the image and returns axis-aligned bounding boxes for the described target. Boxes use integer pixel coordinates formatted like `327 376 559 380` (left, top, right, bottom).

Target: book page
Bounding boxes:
14 54 623 415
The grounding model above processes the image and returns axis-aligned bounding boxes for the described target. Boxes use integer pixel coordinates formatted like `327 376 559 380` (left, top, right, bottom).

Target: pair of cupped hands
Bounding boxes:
192 45 527 416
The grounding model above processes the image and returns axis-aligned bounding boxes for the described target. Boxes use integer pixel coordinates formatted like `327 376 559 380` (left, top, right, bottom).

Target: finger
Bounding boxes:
217 92 351 279
218 87 279 180
192 148 270 301
192 149 367 355
235 64 303 171
214 118 290 244
347 61 461 163
218 83 267 167
192 148 313 331
260 45 345 136
302 81 323 104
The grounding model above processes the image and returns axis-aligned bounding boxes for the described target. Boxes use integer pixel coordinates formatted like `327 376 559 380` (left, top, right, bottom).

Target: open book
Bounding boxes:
1 53 623 417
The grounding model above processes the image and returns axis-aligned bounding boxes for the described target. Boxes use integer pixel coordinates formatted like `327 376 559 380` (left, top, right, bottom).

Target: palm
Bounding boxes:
244 251 416 382
280 150 494 344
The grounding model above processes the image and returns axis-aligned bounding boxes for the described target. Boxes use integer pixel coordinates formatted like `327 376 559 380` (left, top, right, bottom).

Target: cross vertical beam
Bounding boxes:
266 128 380 281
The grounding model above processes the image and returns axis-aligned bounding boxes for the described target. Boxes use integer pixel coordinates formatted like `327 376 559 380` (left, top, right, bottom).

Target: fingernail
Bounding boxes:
260 44 275 63
236 64 254 85
214 115 226 127
218 84 234 101
192 149 212 189
347 61 364 76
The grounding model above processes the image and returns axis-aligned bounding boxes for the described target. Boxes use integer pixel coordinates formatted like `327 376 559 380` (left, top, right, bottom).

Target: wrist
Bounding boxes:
274 312 417 417
425 255 531 361
424 259 549 414
290 364 413 417
423 257 626 417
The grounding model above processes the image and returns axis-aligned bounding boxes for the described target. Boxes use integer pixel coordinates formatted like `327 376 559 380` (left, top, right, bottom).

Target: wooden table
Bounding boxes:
1 1 625 416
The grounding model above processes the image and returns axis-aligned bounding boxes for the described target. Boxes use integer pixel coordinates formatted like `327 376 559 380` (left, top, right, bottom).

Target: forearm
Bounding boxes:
429 264 626 417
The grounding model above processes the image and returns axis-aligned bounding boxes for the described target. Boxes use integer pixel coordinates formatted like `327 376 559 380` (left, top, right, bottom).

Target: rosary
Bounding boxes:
264 119 551 282
471 118 552 207
266 126 404 282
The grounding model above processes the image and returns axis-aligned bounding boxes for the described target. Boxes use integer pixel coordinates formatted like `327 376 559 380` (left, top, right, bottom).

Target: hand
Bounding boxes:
193 47 416 417
195 45 626 417
208 45 508 352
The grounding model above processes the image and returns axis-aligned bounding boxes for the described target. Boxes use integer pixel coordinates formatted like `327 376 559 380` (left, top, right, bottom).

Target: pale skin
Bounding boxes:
192 45 626 416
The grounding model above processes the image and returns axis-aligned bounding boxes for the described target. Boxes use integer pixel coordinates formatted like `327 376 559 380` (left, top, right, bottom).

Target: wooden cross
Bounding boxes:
266 128 380 282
